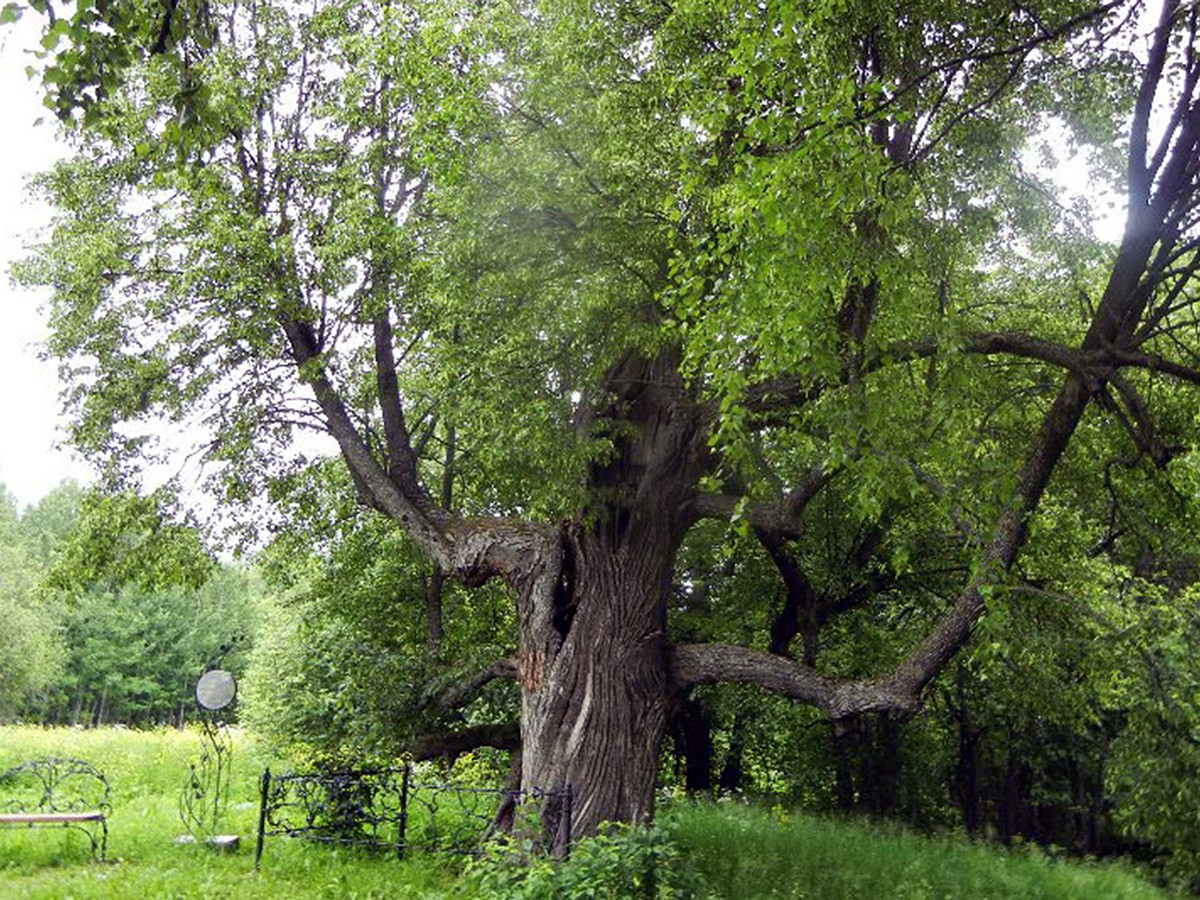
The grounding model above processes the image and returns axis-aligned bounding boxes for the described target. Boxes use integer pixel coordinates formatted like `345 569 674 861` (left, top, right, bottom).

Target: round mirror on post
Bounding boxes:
196 669 237 711
179 668 239 846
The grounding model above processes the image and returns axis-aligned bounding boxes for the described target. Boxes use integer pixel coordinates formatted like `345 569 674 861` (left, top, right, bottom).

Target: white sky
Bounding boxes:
0 15 92 511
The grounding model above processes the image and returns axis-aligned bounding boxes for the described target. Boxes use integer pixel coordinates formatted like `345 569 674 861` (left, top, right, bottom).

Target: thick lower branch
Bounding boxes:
411 723 521 761
426 659 518 715
668 643 838 709
669 642 927 718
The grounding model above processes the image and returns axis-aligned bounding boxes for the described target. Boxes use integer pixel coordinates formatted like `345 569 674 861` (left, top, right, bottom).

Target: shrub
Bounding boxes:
462 822 704 899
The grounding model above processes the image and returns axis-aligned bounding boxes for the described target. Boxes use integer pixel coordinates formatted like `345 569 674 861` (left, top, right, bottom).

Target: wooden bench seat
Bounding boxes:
0 811 107 824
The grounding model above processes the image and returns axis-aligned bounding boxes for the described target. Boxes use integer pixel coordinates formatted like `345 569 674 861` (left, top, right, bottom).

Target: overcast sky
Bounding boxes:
0 15 92 511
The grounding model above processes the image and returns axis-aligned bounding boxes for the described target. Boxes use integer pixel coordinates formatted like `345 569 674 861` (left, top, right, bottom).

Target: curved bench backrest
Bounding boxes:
0 758 111 816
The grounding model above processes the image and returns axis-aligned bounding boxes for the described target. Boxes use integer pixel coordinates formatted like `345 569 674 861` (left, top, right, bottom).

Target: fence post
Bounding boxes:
563 784 573 859
254 768 270 870
397 763 410 859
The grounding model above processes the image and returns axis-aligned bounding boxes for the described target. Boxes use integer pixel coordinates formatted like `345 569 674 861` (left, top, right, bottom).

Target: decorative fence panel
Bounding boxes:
254 766 571 868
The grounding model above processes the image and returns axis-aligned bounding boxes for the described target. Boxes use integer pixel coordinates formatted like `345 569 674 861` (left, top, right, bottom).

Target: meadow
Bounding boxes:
0 727 1169 898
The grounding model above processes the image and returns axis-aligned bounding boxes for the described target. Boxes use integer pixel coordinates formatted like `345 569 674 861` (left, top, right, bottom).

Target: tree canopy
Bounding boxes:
13 0 1200 843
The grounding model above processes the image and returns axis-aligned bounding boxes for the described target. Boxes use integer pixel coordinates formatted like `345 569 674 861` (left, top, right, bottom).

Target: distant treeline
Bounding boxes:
0 481 258 728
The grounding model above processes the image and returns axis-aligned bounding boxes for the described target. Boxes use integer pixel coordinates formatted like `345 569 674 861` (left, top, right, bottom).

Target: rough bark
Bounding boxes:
515 348 707 839
518 539 673 834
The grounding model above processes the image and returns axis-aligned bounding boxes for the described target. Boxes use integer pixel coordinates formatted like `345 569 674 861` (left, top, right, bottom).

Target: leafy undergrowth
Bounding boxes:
461 801 1167 899
0 727 1170 899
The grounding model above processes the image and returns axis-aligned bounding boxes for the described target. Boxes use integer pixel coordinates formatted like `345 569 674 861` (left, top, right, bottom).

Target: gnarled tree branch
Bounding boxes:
425 658 518 715
282 315 560 590
411 723 521 761
675 21 1200 718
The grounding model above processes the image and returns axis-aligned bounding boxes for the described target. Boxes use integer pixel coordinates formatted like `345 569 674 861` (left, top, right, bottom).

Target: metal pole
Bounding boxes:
563 784 573 860
397 764 410 860
255 768 270 870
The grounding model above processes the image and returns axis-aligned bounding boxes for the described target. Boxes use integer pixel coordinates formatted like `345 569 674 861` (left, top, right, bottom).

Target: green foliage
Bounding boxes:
465 823 700 899
0 588 64 720
0 486 68 718
0 481 259 726
241 581 431 763
1105 585 1200 891
243 463 515 764
45 488 216 593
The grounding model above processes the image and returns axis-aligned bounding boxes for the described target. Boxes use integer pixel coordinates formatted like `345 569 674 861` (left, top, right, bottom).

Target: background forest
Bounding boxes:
0 481 258 727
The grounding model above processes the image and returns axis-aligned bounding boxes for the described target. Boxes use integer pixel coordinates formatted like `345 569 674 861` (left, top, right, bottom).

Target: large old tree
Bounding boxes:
17 0 1200 837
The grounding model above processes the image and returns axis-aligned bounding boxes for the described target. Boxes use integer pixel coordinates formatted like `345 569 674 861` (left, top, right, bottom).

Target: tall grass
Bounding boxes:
0 727 1170 899
662 801 1166 899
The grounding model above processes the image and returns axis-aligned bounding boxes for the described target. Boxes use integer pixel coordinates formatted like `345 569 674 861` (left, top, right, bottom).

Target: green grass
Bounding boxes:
0 725 456 898
0 727 1169 898
662 801 1166 899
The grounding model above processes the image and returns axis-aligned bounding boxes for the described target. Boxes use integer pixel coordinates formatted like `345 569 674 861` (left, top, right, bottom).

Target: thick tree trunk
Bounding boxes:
672 695 715 793
515 348 704 842
519 531 674 839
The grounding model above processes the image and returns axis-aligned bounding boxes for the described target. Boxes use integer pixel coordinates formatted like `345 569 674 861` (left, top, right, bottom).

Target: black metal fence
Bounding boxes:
254 766 572 868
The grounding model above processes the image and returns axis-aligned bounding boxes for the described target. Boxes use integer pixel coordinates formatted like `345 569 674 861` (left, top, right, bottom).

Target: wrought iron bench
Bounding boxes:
0 757 111 860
